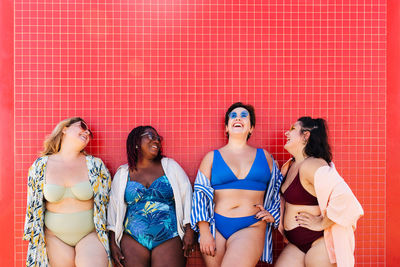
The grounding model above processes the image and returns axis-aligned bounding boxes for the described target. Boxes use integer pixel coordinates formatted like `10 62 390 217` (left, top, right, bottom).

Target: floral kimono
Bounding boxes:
23 155 112 267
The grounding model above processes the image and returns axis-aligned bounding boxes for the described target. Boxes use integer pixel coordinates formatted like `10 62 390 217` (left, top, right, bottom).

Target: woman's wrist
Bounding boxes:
197 221 210 234
184 223 192 232
321 215 334 230
109 231 118 248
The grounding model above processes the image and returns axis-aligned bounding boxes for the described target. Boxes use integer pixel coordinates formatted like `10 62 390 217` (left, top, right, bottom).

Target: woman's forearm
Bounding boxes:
321 215 335 230
197 221 212 235
109 230 118 247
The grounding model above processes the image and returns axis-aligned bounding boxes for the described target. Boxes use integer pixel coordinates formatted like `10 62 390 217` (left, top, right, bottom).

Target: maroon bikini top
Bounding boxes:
281 165 319 206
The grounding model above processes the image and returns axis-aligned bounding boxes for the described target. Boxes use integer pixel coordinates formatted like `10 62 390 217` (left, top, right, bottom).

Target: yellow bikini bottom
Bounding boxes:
44 209 95 246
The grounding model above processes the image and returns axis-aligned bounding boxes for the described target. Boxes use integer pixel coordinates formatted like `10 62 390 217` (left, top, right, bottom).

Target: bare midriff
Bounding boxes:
283 202 321 231
46 198 94 213
214 189 265 217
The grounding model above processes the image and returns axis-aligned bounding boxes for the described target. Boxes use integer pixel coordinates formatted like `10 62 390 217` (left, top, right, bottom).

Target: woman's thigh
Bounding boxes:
120 233 151 267
75 231 108 267
221 223 265 267
45 228 75 267
305 238 336 267
275 243 305 267
201 230 226 267
151 236 185 267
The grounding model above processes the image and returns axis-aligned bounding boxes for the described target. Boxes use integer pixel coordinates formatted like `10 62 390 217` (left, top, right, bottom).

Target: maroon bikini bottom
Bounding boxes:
284 227 324 253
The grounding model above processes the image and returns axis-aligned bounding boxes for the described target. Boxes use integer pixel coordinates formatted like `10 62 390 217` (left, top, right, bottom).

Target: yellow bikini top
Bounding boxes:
44 180 93 203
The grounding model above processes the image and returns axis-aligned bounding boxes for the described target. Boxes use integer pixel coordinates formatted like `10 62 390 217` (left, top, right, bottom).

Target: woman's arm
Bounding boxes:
198 151 213 179
190 151 216 256
182 223 196 257
296 212 335 231
171 158 193 226
168 158 196 256
109 230 124 267
106 167 126 267
263 158 284 228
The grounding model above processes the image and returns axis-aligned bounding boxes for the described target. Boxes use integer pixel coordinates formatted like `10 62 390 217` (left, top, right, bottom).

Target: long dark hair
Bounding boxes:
224 102 256 140
298 117 332 163
126 126 163 170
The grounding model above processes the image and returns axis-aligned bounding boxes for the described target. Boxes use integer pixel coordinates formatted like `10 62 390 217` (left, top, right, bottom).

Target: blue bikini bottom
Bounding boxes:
214 212 259 240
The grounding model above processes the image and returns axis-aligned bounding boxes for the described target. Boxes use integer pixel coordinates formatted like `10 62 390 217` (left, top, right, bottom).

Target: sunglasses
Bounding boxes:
229 110 249 119
78 121 93 139
141 132 163 142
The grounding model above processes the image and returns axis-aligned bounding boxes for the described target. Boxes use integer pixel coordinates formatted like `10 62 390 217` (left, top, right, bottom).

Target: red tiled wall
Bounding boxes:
9 0 388 266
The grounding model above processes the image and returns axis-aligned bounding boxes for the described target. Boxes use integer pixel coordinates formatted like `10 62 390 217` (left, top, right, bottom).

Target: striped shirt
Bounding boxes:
190 158 283 263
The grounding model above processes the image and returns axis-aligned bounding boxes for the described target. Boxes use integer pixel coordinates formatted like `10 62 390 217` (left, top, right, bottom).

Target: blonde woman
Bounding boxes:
23 117 112 267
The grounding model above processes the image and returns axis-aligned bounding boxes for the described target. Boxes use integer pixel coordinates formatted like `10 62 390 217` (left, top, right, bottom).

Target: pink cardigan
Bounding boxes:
314 163 363 267
279 162 364 267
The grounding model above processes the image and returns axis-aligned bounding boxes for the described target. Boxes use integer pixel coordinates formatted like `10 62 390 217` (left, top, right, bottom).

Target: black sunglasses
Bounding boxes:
79 121 93 139
141 132 162 142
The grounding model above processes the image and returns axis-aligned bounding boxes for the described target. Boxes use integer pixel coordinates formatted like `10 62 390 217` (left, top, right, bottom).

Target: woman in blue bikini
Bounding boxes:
107 126 195 267
191 102 283 267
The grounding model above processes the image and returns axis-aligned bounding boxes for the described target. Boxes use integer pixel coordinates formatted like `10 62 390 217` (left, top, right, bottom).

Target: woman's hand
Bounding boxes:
110 243 124 267
254 204 275 222
109 231 124 267
199 230 216 257
182 224 196 257
296 212 324 231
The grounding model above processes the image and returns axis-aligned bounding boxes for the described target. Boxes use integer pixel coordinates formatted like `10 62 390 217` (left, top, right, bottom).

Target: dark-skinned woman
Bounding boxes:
107 126 195 267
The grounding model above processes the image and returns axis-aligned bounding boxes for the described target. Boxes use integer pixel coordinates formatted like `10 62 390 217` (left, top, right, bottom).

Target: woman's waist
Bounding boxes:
214 202 262 218
283 203 321 230
45 198 94 213
125 201 176 217
214 189 264 204
44 209 95 233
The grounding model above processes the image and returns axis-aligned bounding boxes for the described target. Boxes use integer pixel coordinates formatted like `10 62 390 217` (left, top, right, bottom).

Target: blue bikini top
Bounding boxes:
211 148 270 191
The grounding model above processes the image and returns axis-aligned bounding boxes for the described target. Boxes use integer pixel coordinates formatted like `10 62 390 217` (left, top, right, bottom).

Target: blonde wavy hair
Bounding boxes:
41 117 87 156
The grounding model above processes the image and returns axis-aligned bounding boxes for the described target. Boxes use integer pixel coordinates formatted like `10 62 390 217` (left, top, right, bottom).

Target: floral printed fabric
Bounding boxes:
23 155 112 267
123 175 179 250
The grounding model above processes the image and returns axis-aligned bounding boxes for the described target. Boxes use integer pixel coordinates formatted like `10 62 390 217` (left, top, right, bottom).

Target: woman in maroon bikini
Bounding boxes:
276 117 363 267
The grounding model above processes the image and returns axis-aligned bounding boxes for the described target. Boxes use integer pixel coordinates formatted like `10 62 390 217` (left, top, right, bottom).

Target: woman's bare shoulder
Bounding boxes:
301 157 328 184
262 149 274 171
198 151 215 179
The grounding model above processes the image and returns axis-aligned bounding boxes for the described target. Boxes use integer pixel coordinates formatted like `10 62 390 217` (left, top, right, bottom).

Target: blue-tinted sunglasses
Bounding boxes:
229 110 249 119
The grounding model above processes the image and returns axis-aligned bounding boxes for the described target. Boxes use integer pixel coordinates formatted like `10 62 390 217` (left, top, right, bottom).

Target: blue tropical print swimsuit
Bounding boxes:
124 175 179 250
